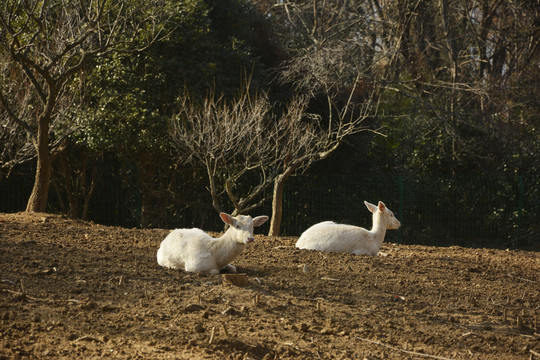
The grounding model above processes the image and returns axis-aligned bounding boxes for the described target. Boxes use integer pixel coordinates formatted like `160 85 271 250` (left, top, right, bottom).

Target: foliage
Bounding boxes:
0 0 538 245
73 0 272 225
367 0 540 176
0 0 170 211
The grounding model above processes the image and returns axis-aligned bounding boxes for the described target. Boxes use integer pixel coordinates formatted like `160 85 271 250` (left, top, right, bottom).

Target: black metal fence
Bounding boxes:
277 173 537 249
1 171 538 249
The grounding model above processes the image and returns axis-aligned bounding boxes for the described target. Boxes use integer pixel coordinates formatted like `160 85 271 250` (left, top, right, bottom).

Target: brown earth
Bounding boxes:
0 212 539 360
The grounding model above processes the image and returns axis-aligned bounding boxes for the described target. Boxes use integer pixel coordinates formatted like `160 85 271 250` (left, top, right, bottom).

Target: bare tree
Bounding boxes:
267 63 378 234
0 0 167 212
170 87 276 216
257 1 382 235
171 1 381 234
171 78 376 235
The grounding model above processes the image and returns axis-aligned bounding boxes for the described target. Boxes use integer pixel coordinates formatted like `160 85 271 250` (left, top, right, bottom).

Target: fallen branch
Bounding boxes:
355 336 454 360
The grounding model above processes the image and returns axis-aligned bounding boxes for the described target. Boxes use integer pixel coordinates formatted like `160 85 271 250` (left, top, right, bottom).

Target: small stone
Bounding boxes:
222 307 240 316
194 324 205 333
187 338 197 346
184 303 205 313
221 273 249 287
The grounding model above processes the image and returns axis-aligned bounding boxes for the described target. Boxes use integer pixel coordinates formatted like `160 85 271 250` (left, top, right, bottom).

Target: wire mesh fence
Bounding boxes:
277 173 537 249
1 172 538 249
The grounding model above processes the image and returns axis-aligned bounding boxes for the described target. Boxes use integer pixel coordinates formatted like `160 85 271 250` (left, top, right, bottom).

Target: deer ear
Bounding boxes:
378 201 386 212
253 215 269 227
220 213 235 226
364 201 377 213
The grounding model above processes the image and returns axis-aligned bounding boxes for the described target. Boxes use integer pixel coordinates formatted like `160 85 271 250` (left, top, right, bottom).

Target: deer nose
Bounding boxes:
245 237 254 244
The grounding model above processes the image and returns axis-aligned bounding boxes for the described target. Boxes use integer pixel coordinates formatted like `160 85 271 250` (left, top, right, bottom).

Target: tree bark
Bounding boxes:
268 165 297 236
268 174 286 236
268 149 340 236
26 117 52 212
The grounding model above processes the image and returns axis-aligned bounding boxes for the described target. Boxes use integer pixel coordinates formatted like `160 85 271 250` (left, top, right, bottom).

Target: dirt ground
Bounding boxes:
0 212 539 360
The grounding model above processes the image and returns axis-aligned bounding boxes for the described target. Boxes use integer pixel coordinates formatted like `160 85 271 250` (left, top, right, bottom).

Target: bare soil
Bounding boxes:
1 212 539 360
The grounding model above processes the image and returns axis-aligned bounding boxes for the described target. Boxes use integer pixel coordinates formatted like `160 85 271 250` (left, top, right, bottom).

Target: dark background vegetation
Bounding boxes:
1 0 539 249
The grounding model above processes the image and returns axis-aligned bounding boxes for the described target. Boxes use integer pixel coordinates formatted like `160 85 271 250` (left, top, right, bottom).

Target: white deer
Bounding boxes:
157 213 268 274
295 201 400 256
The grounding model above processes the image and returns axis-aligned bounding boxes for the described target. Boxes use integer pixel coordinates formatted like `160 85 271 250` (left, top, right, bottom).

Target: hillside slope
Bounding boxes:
1 213 538 359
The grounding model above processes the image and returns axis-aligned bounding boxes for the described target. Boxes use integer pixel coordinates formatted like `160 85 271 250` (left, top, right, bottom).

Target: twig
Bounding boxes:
208 326 216 344
296 296 326 302
316 299 322 313
73 335 103 343
221 322 229 337
144 284 149 300
507 274 536 283
3 289 82 303
1 279 17 285
355 336 454 360
20 279 25 295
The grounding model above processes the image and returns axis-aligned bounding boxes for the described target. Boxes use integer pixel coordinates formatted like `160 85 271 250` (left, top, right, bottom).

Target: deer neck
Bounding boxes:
214 231 245 265
370 214 387 247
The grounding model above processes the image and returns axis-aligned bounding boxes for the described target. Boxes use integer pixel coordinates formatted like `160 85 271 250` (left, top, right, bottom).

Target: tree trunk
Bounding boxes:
26 120 52 212
268 164 298 236
25 76 59 213
268 174 286 236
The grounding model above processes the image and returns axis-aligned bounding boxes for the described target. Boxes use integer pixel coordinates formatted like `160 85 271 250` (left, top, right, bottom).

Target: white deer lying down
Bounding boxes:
157 213 269 274
295 201 400 256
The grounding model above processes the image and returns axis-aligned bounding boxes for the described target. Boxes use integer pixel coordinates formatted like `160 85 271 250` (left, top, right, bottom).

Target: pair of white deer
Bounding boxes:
156 201 400 274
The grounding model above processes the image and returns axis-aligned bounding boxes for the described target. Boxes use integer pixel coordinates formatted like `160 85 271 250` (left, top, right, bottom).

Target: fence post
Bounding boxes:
398 176 404 243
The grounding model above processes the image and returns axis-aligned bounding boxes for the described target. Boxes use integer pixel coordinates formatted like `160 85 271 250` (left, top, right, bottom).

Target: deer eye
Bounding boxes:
236 225 240 229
